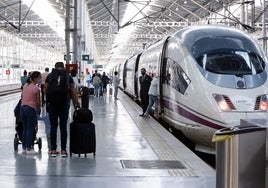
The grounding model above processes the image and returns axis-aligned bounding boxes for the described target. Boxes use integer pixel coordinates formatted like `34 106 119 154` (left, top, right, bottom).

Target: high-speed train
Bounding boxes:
114 25 268 153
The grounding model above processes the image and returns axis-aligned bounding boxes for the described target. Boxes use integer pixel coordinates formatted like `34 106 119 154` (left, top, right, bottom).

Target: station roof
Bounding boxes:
0 0 267 64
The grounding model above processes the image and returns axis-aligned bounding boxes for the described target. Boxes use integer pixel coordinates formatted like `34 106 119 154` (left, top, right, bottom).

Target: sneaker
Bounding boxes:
26 149 39 155
144 113 150 117
61 149 67 158
50 150 57 157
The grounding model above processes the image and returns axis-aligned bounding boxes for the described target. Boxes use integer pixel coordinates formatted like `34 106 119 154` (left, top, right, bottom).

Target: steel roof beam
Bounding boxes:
31 41 65 45
91 20 198 27
95 41 148 46
94 33 165 39
0 20 64 27
17 33 60 38
175 3 202 20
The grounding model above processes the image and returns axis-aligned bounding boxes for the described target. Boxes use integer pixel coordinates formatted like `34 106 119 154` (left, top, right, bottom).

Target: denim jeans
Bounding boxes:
94 85 100 96
145 95 158 114
20 105 37 150
48 103 70 151
38 114 50 135
86 80 91 87
114 86 118 99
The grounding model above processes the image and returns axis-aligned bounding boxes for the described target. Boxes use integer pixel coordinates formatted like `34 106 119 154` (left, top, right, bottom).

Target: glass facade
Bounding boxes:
0 30 62 84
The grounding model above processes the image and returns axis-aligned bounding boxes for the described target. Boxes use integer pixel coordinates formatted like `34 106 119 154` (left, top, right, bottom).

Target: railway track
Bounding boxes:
0 84 21 96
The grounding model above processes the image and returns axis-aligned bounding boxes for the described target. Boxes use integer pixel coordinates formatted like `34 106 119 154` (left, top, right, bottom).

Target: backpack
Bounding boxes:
46 69 70 104
92 76 101 87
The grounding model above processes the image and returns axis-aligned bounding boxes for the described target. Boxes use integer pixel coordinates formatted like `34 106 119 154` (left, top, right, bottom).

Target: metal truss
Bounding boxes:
94 33 165 39
30 41 65 46
17 33 61 38
91 21 199 27
0 20 64 27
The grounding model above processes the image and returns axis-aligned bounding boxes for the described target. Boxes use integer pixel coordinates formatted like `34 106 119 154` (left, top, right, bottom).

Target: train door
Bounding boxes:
134 54 141 98
159 37 170 114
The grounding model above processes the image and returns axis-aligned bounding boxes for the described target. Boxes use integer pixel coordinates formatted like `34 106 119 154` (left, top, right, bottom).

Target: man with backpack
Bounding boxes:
92 73 101 97
44 62 79 157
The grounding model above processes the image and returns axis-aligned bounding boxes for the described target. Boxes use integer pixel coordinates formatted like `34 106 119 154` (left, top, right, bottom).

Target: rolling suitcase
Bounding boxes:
80 87 89 108
88 87 94 95
109 87 113 96
70 108 96 157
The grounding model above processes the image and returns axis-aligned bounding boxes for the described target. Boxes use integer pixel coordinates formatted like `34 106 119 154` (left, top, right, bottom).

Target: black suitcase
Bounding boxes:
80 87 90 108
70 108 96 157
88 87 94 95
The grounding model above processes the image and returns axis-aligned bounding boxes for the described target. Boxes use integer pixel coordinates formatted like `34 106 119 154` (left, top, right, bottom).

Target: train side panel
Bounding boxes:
118 61 126 90
137 38 169 101
124 53 141 98
161 26 268 152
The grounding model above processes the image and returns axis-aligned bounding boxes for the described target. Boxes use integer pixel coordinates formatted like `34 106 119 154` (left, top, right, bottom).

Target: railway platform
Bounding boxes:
0 90 216 187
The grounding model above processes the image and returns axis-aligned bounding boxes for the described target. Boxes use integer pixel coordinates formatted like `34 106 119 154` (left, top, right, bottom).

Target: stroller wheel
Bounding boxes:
37 137 42 150
14 137 19 150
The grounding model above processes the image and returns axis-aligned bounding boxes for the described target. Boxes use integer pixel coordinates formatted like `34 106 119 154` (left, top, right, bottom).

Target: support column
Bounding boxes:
240 0 245 30
65 0 71 64
73 0 78 65
262 0 267 54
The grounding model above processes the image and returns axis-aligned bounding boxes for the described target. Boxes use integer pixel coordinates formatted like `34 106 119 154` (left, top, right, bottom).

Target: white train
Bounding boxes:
116 25 268 153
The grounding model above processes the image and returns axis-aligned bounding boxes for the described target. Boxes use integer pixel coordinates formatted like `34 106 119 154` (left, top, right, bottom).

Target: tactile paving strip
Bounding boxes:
121 95 197 176
120 160 186 169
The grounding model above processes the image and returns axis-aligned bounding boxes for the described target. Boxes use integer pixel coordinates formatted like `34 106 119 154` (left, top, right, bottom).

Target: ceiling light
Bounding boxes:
56 0 59 2
176 6 178 11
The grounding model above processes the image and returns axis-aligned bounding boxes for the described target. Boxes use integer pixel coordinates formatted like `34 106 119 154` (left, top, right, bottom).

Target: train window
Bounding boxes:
196 50 265 75
249 53 265 74
165 59 190 94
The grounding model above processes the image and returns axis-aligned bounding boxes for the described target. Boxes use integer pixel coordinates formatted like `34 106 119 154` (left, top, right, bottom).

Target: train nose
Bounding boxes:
232 96 255 111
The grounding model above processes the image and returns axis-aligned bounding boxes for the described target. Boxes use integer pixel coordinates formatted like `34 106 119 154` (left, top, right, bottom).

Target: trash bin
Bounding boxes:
212 125 266 188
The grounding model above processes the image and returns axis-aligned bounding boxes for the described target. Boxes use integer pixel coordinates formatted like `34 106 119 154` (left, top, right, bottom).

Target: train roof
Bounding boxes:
172 25 263 58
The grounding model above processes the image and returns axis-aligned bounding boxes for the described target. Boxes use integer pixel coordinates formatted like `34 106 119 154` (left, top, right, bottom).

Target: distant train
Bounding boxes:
113 25 268 153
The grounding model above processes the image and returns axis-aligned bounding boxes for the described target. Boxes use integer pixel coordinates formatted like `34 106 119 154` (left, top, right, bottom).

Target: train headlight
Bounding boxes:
213 94 235 112
256 95 268 111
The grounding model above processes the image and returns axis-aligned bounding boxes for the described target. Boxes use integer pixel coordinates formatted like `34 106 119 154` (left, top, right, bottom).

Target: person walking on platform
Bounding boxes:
80 71 85 86
20 70 28 89
113 71 120 100
20 71 41 155
70 69 82 93
86 72 92 87
92 73 101 97
144 73 159 117
40 67 49 106
101 72 109 93
44 62 79 158
139 68 152 116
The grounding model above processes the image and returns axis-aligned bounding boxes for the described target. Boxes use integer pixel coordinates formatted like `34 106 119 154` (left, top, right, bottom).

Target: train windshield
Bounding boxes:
196 50 265 75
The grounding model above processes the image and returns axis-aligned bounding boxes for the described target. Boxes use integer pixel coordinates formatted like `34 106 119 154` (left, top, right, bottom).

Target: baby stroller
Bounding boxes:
13 99 42 151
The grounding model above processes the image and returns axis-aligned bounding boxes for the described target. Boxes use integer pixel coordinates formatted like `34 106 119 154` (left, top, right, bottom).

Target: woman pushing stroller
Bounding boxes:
20 71 41 155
